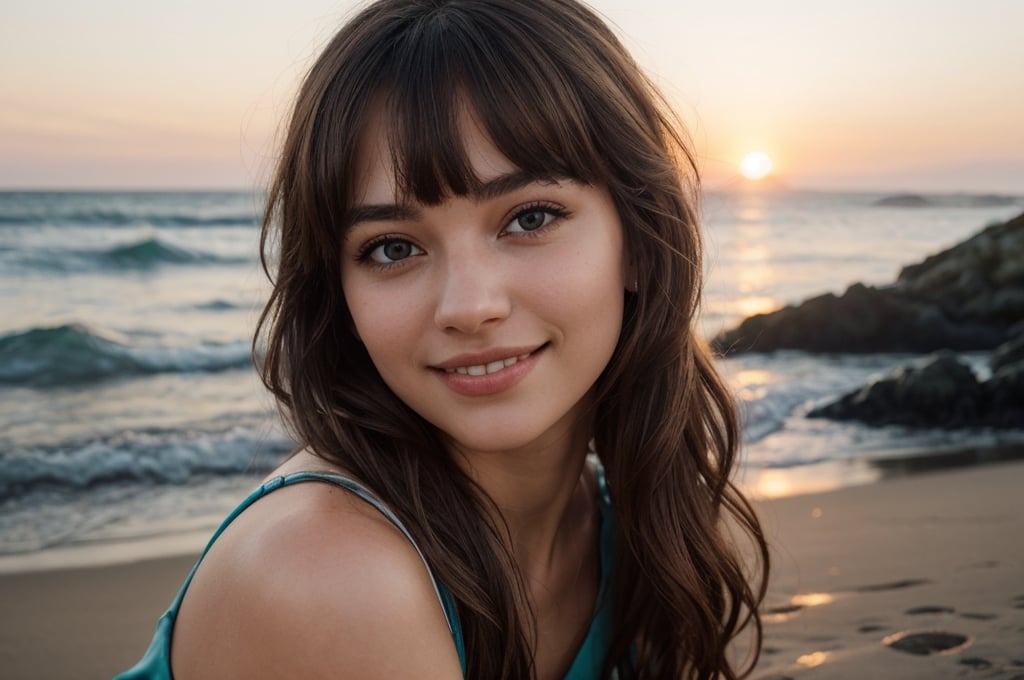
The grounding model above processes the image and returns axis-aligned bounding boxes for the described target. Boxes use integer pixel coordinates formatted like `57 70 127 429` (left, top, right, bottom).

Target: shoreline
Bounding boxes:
2 452 1023 678
6 442 1022 578
742 440 1024 500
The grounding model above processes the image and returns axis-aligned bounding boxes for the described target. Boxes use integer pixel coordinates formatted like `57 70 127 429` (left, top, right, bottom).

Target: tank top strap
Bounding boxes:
168 471 465 671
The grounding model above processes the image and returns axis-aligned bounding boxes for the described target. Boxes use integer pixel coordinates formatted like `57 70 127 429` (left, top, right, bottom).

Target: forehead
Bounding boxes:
353 101 518 207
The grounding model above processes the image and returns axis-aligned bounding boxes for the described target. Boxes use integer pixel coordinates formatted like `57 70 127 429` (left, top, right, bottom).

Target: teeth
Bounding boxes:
445 352 533 376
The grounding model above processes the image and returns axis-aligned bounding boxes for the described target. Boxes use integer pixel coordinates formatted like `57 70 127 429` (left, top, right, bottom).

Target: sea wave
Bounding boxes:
0 425 291 505
98 236 244 268
723 351 913 449
0 323 252 387
80 210 257 228
6 236 253 273
0 207 258 229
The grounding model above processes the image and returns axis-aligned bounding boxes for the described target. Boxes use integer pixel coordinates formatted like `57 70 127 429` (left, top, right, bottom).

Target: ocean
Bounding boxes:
2 189 1022 572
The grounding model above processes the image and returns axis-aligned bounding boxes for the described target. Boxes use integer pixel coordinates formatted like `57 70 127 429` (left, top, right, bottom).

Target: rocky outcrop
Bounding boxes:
872 194 1016 208
874 194 931 207
807 351 1024 429
712 211 1024 355
991 330 1024 372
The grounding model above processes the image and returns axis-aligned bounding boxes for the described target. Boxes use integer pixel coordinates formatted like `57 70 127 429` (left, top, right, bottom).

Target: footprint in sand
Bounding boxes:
959 612 998 621
964 560 998 569
858 624 887 633
882 630 971 655
763 604 804 623
851 578 931 593
905 605 955 615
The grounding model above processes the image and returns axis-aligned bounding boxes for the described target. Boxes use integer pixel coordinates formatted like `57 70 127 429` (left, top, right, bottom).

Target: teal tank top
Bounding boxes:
115 464 618 679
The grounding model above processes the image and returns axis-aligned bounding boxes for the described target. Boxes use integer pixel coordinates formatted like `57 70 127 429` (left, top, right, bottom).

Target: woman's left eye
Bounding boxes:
357 236 423 265
505 205 566 234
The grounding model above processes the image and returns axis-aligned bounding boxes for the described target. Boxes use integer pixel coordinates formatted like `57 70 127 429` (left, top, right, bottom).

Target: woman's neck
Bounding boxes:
451 423 593 581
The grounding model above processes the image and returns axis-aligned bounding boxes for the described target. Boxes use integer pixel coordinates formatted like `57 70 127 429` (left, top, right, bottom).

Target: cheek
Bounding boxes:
534 229 625 347
343 280 425 371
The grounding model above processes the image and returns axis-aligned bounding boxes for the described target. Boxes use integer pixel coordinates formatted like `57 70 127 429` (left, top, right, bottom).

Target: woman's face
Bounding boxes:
341 109 626 457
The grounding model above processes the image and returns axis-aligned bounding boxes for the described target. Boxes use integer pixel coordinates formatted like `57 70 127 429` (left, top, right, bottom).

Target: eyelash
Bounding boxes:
503 202 570 238
353 201 570 269
354 234 417 268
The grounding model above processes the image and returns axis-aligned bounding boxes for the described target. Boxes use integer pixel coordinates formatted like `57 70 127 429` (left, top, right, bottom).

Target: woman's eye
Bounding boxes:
364 238 422 264
506 206 564 234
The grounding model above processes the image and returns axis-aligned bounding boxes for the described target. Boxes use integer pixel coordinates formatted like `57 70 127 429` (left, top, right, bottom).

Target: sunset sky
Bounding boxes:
2 0 1022 192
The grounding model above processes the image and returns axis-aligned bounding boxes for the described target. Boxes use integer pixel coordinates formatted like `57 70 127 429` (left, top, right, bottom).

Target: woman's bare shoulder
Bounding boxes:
170 472 462 679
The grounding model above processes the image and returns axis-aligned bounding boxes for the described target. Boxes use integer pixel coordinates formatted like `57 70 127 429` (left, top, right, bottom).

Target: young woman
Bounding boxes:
118 1 768 678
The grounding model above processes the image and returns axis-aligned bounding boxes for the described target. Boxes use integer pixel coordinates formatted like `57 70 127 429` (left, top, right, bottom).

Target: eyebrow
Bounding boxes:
345 170 566 228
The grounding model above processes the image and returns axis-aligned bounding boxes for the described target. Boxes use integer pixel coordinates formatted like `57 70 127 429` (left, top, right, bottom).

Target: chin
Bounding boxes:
441 428 543 457
434 407 587 460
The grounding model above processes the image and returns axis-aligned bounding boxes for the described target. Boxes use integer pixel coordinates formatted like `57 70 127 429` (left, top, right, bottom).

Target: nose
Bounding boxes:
433 252 511 334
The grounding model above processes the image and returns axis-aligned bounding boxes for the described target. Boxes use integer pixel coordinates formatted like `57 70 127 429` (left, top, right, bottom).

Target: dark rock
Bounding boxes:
713 212 1024 355
984 360 1024 428
711 283 1004 354
808 352 985 427
992 333 1024 372
874 194 931 207
897 213 1024 324
809 353 1024 429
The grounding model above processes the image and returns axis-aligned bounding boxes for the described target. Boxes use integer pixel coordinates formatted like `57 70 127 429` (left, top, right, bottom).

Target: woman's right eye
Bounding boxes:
360 237 423 265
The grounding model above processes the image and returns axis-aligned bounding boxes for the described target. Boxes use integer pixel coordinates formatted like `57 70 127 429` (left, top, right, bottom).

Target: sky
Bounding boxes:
2 0 1022 192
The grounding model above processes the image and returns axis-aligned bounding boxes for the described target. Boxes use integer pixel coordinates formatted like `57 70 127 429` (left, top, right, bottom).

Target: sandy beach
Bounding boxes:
2 459 1022 680
754 459 1024 679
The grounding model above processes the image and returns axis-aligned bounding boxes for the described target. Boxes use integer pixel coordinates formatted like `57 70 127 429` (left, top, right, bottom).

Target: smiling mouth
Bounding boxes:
435 342 549 377
433 344 547 397
443 352 533 376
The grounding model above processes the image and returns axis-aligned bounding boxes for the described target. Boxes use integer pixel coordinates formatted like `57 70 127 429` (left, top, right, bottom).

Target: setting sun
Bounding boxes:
740 151 773 180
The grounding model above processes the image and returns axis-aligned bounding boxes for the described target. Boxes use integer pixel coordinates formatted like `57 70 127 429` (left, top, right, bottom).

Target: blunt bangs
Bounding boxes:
352 0 629 205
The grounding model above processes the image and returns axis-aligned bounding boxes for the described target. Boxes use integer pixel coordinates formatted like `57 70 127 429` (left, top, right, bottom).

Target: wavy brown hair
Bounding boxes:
255 0 768 677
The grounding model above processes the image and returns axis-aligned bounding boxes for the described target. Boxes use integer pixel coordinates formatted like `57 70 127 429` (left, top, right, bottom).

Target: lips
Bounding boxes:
443 352 532 376
433 344 546 397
